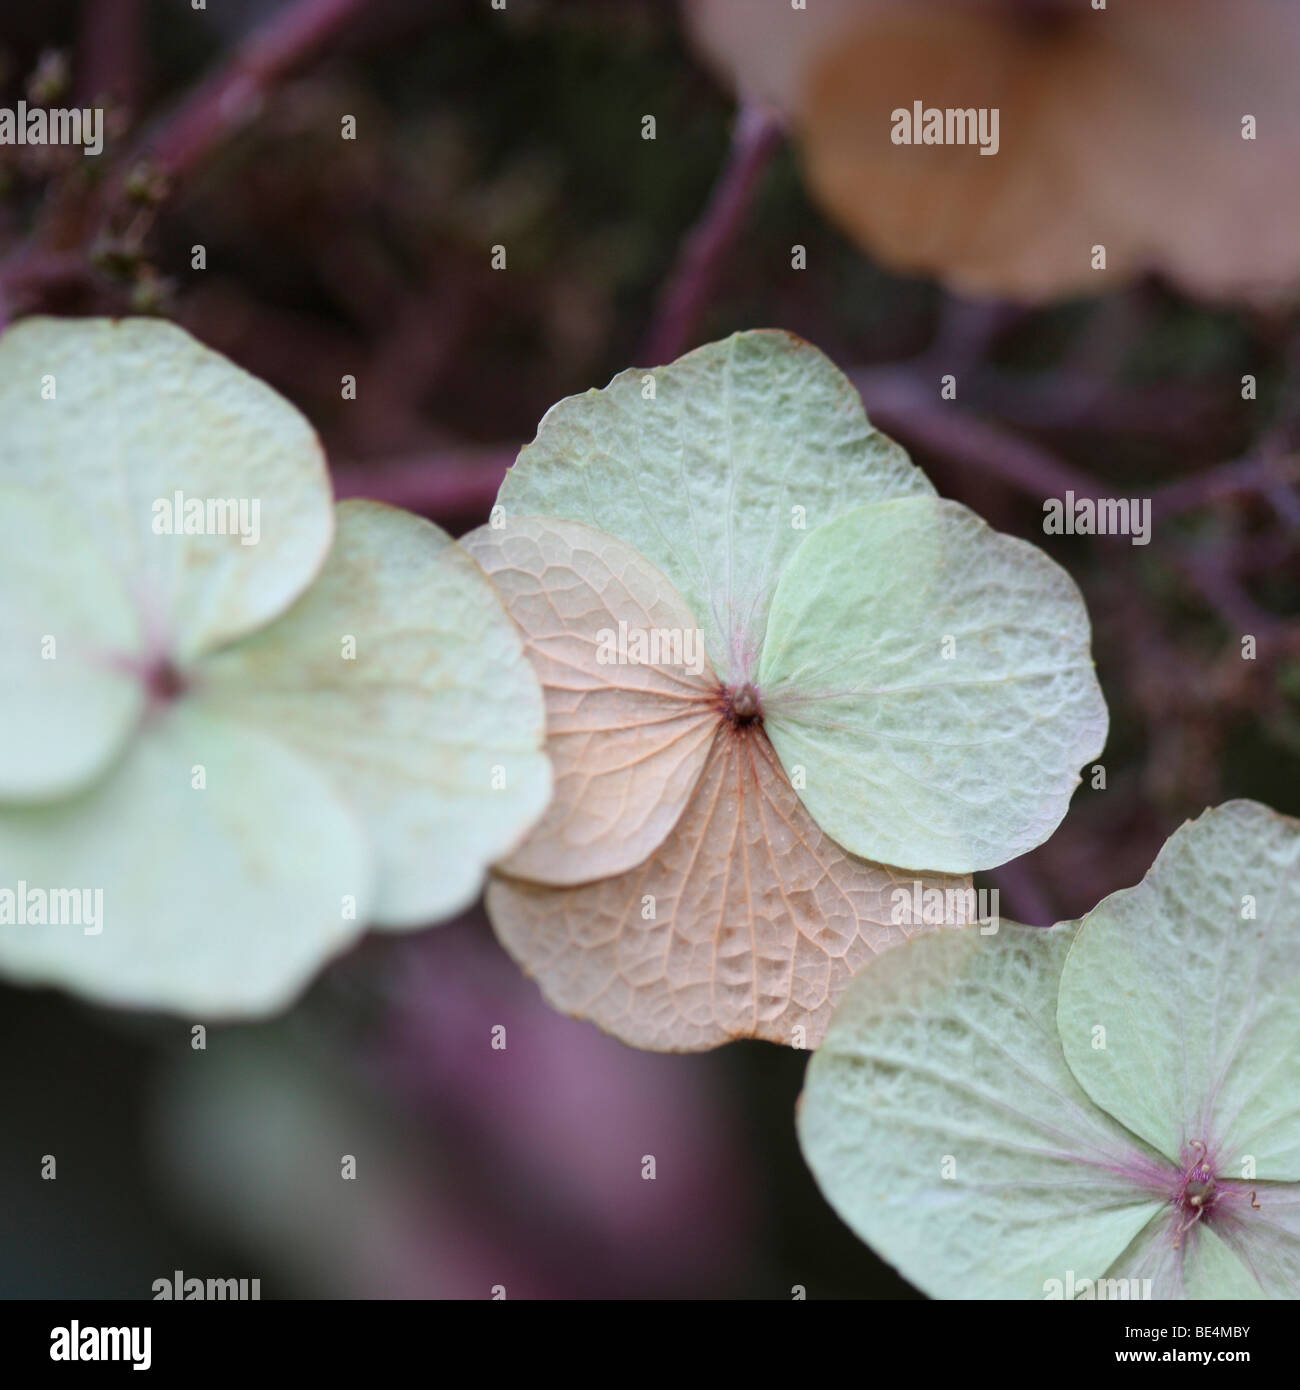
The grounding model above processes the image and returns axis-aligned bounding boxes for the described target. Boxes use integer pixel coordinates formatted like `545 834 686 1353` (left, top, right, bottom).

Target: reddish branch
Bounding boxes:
1 8 1293 662
77 0 145 117
0 0 377 325
853 366 1297 646
1151 451 1300 521
853 366 1104 503
863 369 1300 523
129 0 376 180
639 104 784 366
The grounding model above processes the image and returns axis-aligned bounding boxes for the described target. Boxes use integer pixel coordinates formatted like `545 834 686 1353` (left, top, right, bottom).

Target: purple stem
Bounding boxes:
639 104 783 367
853 366 1102 502
853 367 1297 643
0 0 379 329
78 0 145 115
130 0 377 180
1151 452 1300 522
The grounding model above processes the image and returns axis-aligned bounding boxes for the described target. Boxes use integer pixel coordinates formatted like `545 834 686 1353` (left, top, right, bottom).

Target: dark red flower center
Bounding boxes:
1180 1167 1217 1215
721 682 763 728
145 659 187 705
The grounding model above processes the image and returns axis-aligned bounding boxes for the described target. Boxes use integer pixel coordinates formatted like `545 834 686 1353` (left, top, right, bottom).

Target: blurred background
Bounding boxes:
1 0 1296 1299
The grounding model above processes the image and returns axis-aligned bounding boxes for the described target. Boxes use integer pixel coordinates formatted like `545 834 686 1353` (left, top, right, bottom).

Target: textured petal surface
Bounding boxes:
0 317 333 663
1213 1186 1300 1298
0 703 371 1015
1058 801 1300 1180
497 330 931 684
759 497 1107 873
0 487 144 799
1104 1198 1298 1300
198 502 552 927
798 923 1172 1300
488 728 972 1051
463 516 718 885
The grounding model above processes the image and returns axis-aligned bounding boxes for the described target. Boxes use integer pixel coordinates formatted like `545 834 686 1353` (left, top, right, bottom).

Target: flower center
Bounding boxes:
1181 1170 1217 1214
721 682 763 728
1172 1143 1220 1247
145 658 188 705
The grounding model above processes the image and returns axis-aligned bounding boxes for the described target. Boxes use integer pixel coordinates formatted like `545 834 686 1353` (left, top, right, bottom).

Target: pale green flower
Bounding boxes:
0 317 551 1015
467 330 1108 1049
800 800 1300 1299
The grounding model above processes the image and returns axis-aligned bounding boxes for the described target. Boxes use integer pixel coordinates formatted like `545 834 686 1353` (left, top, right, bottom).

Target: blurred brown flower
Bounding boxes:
689 0 1300 303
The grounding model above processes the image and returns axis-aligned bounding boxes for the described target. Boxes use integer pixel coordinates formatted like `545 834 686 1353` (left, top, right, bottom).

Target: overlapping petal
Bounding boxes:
760 496 1108 873
463 516 718 885
0 317 334 663
201 502 552 927
0 487 144 799
798 924 1170 1299
0 321 551 1014
1058 801 1300 1180
0 704 371 1015
800 803 1300 1299
490 729 972 1051
498 330 930 684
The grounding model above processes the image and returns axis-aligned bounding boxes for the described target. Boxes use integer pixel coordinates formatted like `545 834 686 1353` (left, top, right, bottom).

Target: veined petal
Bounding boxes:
0 317 334 664
199 501 552 926
0 486 144 799
0 703 371 1015
498 330 931 685
760 496 1107 873
488 728 972 1051
1058 801 1300 1180
463 515 718 885
799 924 1171 1299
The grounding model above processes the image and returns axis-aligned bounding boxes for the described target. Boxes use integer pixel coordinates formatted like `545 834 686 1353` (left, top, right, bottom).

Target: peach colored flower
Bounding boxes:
690 0 1300 303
